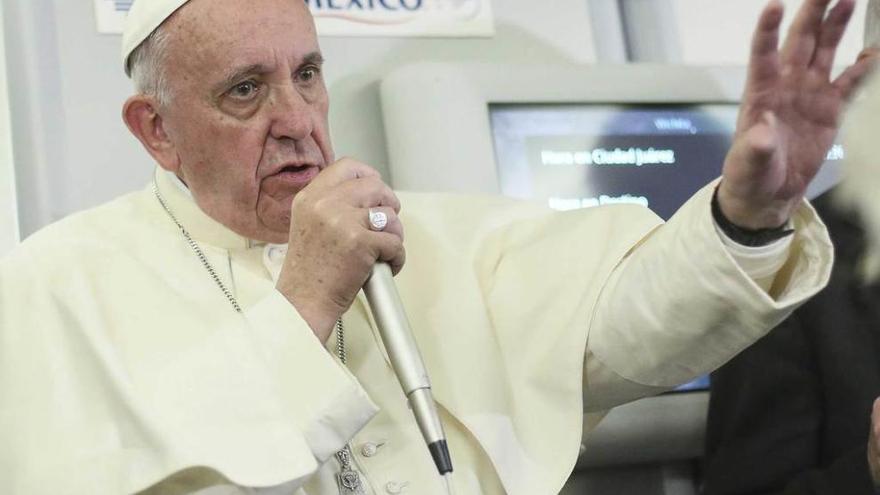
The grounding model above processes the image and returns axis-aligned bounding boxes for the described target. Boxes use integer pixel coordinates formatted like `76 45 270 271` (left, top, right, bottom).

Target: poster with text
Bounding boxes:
92 0 494 38
309 0 494 37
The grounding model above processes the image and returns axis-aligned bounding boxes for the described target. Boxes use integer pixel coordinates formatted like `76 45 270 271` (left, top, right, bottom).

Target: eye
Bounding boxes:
229 80 260 100
298 66 321 83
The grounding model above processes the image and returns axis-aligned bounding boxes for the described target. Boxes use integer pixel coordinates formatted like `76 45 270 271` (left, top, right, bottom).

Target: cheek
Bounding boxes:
214 123 268 169
181 121 270 200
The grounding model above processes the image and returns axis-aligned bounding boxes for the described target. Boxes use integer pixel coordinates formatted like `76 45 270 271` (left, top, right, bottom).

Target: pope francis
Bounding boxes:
0 0 871 494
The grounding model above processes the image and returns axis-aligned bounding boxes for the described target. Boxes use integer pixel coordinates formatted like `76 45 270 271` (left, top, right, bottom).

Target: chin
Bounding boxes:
256 214 292 243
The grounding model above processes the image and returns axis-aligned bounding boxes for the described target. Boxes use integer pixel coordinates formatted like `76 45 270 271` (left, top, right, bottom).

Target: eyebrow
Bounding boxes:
301 52 325 69
213 51 326 94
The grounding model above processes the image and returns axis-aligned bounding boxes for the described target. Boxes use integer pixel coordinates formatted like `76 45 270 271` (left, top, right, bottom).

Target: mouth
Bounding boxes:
269 163 320 188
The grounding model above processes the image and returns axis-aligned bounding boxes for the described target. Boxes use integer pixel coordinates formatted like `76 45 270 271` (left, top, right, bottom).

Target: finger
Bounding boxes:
780 0 833 67
732 111 781 169
315 157 381 188
364 206 404 241
810 0 856 75
369 232 406 275
338 176 401 213
833 55 879 100
746 1 785 93
872 398 880 446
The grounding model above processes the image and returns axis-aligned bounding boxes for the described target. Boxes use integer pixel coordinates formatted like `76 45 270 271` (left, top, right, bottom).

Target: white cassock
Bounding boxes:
0 169 831 495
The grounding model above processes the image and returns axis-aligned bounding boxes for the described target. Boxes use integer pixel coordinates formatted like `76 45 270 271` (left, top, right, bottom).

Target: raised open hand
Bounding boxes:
718 0 875 229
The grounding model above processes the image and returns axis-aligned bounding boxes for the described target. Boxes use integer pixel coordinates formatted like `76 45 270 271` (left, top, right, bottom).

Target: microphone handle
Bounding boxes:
363 263 453 475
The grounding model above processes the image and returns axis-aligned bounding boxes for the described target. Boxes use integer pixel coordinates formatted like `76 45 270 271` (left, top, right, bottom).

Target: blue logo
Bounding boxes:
114 0 134 13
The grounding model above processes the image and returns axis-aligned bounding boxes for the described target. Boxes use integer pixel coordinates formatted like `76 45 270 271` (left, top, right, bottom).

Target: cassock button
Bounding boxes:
360 441 385 458
385 481 409 494
267 246 286 262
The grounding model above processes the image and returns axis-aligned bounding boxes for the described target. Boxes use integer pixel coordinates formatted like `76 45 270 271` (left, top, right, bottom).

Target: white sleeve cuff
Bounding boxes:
713 220 794 280
246 290 379 463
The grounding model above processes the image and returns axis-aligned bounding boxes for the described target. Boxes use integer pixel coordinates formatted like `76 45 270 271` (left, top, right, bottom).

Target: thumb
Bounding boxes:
724 111 782 185
739 111 780 169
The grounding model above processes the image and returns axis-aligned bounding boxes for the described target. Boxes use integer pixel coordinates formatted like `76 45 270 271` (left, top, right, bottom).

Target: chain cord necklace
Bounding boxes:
152 181 366 494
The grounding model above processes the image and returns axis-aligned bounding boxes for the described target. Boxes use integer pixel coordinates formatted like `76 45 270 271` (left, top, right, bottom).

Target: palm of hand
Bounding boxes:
719 0 874 229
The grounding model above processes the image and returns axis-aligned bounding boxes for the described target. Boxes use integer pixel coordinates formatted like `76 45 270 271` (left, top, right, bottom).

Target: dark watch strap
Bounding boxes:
711 187 795 247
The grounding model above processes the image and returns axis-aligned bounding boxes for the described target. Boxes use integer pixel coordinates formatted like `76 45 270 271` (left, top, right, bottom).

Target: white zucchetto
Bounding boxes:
121 0 191 76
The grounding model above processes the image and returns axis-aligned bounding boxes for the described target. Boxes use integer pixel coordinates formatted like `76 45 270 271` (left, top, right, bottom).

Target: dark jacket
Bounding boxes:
703 191 880 495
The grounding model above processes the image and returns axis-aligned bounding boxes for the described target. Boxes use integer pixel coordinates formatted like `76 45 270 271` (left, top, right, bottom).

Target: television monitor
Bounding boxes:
490 102 842 217
381 63 840 201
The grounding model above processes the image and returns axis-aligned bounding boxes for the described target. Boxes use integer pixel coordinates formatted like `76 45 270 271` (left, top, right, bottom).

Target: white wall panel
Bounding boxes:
0 0 19 255
673 0 867 66
4 0 153 239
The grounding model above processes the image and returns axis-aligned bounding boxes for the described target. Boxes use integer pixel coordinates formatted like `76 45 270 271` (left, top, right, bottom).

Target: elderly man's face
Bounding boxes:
158 0 332 243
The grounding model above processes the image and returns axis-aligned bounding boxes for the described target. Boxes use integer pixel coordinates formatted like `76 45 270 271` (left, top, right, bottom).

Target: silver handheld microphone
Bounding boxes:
362 263 453 475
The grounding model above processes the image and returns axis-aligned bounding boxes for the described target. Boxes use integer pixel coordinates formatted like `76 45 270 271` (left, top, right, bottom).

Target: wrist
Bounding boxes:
716 186 795 230
712 186 794 247
869 450 880 490
275 287 340 344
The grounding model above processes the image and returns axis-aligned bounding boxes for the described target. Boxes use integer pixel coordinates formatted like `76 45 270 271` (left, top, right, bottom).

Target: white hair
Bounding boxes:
128 25 172 106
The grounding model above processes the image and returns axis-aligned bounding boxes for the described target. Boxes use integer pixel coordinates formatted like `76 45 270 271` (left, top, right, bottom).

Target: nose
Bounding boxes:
268 83 314 141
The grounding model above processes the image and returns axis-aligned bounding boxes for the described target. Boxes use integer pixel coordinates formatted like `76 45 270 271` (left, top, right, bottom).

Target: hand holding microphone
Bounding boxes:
276 158 453 476
275 158 405 344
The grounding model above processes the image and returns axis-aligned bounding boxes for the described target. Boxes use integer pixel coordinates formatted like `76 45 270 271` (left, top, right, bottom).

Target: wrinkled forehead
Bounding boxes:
165 0 320 82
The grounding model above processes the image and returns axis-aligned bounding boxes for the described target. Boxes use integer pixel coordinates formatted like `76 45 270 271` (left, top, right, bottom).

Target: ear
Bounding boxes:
122 95 181 173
